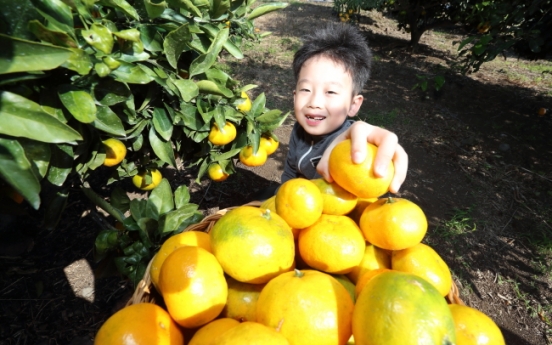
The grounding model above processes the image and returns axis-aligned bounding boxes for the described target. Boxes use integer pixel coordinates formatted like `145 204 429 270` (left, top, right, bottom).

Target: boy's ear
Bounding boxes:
347 95 364 117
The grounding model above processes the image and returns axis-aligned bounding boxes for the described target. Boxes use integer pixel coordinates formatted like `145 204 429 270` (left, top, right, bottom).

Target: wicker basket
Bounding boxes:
126 203 465 307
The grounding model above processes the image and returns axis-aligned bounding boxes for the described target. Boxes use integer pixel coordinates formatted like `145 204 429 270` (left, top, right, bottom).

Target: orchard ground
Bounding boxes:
1 1 552 344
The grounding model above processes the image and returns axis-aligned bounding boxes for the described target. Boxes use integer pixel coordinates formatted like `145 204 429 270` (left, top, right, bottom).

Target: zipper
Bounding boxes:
297 140 314 175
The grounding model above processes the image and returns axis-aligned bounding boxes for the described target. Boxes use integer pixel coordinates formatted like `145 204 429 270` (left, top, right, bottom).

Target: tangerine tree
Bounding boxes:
335 0 551 74
0 0 289 282
0 0 289 211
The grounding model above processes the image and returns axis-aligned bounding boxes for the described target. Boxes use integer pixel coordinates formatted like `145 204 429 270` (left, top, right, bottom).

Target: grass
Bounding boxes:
434 207 477 239
354 108 400 129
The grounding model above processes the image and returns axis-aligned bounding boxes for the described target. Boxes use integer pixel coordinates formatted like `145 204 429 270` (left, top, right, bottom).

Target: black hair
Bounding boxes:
293 23 372 95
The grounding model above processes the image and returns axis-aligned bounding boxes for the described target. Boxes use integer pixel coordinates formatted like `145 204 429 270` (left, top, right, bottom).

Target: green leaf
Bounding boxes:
58 86 97 124
138 25 164 52
199 23 244 59
111 63 155 84
152 107 173 141
146 178 174 220
247 2 288 20
211 0 231 19
130 198 147 222
93 106 126 137
19 139 51 179
30 0 74 34
159 204 200 233
148 126 176 167
166 0 202 17
173 79 199 102
0 137 41 209
214 147 241 161
0 1 41 40
196 80 233 97
113 29 141 42
189 28 229 77
28 20 77 48
174 185 190 208
164 24 192 69
250 92 266 118
111 187 131 213
47 143 73 186
94 79 132 106
99 0 140 20
0 91 83 143
62 47 93 75
0 34 73 74
143 0 168 18
82 24 114 54
179 104 203 130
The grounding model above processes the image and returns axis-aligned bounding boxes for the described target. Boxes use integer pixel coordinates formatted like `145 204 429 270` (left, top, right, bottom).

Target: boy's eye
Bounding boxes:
300 88 310 92
327 91 337 94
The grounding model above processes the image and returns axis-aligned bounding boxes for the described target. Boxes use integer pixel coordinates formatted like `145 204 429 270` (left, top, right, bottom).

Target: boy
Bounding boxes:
253 23 408 200
281 23 407 193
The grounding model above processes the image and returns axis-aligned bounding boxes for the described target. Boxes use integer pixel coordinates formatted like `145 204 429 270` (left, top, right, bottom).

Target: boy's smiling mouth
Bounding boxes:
306 115 325 121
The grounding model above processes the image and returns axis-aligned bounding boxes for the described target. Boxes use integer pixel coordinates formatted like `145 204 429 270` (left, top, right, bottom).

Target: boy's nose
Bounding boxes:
307 91 324 109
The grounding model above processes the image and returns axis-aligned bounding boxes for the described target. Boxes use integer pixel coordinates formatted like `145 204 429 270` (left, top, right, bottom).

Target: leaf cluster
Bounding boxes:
0 0 289 211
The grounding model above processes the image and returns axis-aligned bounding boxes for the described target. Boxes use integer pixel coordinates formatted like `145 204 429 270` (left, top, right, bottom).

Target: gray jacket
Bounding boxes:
281 120 353 183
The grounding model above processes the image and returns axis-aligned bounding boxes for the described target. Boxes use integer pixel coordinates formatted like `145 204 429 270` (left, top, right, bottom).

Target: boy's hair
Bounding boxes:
293 23 372 95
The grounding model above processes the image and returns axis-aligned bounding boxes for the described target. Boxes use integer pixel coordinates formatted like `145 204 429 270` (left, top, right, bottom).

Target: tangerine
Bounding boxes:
260 135 279 155
158 246 227 328
328 139 394 199
132 169 162 191
217 321 291 345
392 242 453 296
346 243 391 284
449 304 505 345
150 231 211 290
221 275 265 322
298 214 365 274
210 206 295 284
239 145 268 167
275 178 323 229
102 138 127 167
236 91 252 113
208 163 229 182
359 197 427 250
188 318 240 345
311 178 358 216
353 271 456 345
257 269 354 345
209 121 237 146
354 268 392 298
347 198 377 224
94 303 184 345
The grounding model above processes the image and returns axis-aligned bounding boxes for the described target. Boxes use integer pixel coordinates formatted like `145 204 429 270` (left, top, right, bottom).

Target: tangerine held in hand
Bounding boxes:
328 139 394 199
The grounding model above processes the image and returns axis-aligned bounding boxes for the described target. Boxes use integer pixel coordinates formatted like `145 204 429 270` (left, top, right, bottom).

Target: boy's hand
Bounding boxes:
316 121 408 193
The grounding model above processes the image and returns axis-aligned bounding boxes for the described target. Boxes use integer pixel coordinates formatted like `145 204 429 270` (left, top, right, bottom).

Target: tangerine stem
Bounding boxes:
387 196 395 203
294 269 304 278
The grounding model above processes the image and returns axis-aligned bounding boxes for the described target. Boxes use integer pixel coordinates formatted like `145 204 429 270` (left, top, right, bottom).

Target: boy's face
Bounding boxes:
294 55 363 136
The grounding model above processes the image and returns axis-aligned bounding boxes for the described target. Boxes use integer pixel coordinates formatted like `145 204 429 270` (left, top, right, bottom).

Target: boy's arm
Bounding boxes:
316 121 408 193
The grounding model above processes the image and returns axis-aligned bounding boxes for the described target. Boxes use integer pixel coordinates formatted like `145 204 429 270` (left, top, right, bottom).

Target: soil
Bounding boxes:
1 1 552 344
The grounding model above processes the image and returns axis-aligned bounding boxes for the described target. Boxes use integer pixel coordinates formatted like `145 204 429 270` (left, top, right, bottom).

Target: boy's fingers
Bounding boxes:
316 151 334 183
372 133 399 177
349 123 370 164
389 144 408 193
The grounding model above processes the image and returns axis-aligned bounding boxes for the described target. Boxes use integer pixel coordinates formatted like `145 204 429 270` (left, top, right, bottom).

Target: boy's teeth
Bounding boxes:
307 115 324 120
